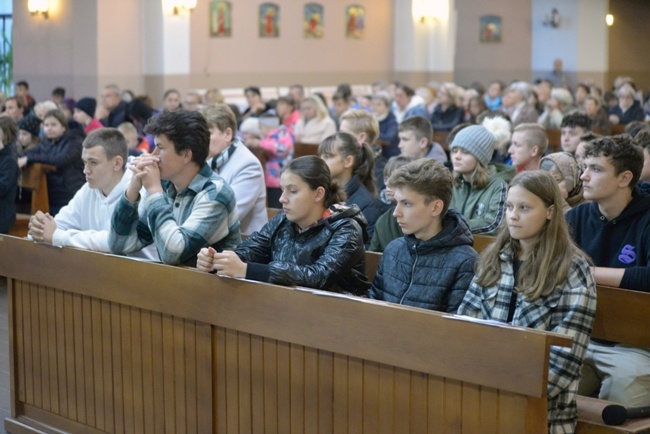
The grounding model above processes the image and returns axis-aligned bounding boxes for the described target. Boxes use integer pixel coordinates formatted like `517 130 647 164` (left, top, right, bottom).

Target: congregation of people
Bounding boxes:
2 68 650 433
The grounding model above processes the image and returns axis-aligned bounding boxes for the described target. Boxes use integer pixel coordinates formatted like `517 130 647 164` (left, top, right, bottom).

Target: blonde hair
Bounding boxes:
453 161 490 189
302 95 330 121
514 123 548 155
339 109 379 144
474 171 588 301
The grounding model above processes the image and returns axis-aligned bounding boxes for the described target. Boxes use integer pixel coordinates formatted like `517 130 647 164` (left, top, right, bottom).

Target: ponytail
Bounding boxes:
319 132 377 196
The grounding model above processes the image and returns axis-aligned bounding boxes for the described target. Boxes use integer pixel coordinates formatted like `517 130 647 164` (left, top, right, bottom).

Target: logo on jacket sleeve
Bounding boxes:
476 203 486 217
618 244 637 264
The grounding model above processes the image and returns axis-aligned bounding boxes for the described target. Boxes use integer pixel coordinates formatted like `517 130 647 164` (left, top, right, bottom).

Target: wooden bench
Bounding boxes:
576 285 650 433
611 124 627 135
433 130 450 151
293 142 319 158
0 234 570 433
546 129 561 153
9 163 56 237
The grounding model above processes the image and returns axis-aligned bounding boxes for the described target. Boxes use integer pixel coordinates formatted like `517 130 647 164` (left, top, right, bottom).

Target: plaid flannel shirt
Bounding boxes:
458 249 597 434
109 164 241 265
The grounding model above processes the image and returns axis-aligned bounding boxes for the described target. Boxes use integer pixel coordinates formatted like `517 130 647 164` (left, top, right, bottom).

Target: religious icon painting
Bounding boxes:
304 3 324 39
210 0 232 37
345 5 365 39
259 3 280 38
480 15 502 43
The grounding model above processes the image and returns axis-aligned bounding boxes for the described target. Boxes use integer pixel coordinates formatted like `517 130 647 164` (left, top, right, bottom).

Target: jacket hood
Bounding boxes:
590 187 650 226
406 208 474 253
489 163 516 183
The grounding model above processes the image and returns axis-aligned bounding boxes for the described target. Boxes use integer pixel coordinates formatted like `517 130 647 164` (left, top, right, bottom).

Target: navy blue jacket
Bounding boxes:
608 101 644 125
378 112 400 159
566 188 650 292
102 100 129 128
370 209 478 312
345 174 382 243
0 143 18 233
430 104 464 132
24 129 85 213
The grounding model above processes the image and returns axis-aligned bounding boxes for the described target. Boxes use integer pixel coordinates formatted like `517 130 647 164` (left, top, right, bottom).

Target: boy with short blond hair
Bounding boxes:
369 158 477 312
397 115 447 163
508 123 548 171
338 108 387 190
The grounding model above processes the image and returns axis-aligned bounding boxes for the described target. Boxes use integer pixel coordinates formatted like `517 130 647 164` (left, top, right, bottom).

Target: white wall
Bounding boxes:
531 0 608 85
393 0 456 73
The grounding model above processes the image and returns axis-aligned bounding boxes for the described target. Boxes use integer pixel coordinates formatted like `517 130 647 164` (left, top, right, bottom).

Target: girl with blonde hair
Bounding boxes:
294 95 336 144
458 170 596 433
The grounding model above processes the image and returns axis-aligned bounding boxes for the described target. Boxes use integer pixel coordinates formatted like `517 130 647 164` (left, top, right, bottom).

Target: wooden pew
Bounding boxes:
576 285 650 433
0 235 569 434
433 130 450 151
266 207 280 220
546 129 561 153
473 234 495 253
293 142 319 158
611 124 627 135
9 163 56 237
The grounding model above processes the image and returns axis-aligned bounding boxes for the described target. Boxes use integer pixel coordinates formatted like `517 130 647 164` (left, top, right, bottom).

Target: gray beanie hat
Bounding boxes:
451 125 496 167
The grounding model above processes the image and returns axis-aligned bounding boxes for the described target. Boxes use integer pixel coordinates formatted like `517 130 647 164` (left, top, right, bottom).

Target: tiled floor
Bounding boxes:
0 279 10 433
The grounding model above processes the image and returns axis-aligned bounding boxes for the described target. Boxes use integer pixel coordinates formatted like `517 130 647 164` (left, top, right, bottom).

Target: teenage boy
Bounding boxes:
369 158 478 312
566 135 650 407
368 155 415 252
508 123 548 171
109 109 241 266
560 112 592 155
27 128 157 259
201 103 268 234
397 116 447 163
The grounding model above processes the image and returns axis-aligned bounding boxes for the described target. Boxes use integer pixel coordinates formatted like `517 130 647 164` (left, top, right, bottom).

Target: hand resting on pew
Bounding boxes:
197 247 247 278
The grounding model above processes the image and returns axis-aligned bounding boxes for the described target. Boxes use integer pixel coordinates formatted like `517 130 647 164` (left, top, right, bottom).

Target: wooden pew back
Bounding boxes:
576 285 650 433
0 235 568 434
9 163 56 237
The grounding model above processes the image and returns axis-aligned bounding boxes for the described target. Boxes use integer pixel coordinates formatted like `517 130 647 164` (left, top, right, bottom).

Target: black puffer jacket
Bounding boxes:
24 128 85 213
370 209 478 313
236 204 370 296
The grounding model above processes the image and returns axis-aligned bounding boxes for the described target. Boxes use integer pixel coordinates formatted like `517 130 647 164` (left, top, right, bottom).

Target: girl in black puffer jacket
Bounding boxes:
197 156 371 296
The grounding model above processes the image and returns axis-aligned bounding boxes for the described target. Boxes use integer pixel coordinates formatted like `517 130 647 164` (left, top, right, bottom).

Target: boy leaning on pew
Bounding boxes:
566 134 650 408
369 158 478 313
27 128 158 260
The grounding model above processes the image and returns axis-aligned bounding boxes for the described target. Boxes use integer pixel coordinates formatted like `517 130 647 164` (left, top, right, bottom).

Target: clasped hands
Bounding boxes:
126 154 163 201
197 247 247 278
28 211 57 244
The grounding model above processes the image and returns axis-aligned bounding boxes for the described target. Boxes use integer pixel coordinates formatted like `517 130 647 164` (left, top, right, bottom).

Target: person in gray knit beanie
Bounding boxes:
451 125 495 167
449 119 516 234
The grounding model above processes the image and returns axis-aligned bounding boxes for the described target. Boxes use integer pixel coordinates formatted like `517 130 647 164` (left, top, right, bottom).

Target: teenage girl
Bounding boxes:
197 155 370 296
318 131 381 241
458 171 597 433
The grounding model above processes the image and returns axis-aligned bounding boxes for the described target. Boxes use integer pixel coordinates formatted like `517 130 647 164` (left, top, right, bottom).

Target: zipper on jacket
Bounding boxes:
461 182 471 214
399 244 419 304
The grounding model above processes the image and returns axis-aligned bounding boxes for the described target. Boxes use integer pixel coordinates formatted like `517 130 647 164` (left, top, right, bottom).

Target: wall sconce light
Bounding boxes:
412 0 447 24
543 8 561 28
163 0 197 15
27 0 49 19
606 14 614 26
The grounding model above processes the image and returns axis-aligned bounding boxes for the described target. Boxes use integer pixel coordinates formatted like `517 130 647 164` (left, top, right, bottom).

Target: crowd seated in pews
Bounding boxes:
2 74 650 431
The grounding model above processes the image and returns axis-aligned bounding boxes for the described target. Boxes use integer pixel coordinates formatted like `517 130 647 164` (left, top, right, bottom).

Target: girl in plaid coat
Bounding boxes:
458 171 597 434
